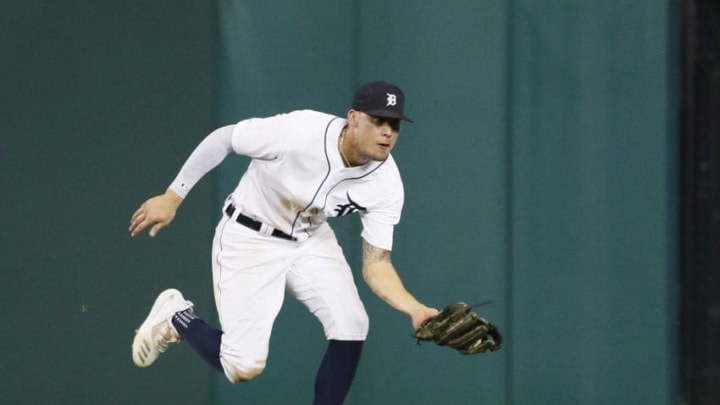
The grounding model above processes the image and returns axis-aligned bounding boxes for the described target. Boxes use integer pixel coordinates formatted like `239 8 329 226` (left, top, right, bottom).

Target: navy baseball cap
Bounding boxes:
351 81 413 123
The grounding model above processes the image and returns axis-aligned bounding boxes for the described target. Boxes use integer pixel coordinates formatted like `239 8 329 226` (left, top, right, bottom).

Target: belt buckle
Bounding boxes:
258 223 274 237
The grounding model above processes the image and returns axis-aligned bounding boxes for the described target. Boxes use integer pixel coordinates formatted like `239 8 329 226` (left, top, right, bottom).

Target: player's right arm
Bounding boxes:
129 125 236 237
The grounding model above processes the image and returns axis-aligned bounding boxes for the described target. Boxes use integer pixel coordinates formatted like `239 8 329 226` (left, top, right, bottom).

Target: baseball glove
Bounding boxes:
413 302 502 354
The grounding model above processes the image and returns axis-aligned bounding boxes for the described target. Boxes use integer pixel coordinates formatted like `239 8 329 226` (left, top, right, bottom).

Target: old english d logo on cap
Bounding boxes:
352 81 413 122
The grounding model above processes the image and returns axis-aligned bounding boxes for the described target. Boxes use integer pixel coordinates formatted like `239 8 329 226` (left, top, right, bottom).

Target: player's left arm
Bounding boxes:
361 239 438 329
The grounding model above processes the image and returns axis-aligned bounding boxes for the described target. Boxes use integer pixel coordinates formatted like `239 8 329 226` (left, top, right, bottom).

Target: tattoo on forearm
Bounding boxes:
363 240 391 263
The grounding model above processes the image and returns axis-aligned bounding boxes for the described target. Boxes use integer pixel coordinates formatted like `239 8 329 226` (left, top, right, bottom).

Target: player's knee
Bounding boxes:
333 308 369 338
355 311 370 335
222 358 266 384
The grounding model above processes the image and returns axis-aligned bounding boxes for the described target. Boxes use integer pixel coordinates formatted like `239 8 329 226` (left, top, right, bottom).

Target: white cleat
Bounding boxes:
132 288 193 367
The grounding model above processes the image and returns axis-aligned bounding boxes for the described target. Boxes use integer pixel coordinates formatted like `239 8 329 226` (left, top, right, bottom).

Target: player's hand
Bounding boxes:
411 305 439 331
129 190 183 237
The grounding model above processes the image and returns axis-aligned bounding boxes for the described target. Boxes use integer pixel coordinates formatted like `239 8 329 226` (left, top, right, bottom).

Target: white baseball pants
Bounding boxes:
211 212 369 382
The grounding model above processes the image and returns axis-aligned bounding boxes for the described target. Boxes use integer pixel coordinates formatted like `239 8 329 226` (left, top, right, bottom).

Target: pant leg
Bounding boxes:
285 224 369 341
211 215 294 382
285 224 368 404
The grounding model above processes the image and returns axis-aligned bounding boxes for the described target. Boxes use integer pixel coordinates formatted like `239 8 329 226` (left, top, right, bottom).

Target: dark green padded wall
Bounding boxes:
0 2 218 404
509 1 680 403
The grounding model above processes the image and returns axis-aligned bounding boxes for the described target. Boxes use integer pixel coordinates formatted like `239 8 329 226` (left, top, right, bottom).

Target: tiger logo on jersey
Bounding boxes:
334 192 367 217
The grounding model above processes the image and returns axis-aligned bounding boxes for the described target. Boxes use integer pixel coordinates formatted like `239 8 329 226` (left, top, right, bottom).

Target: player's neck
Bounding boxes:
338 127 352 167
339 127 370 168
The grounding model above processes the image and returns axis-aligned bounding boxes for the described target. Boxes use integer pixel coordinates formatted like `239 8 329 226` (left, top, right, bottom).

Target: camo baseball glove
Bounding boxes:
413 302 502 354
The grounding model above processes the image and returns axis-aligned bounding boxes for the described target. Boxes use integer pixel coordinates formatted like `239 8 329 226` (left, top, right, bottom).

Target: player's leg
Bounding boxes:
210 216 292 383
131 289 227 373
286 224 369 405
132 289 226 372
312 340 364 405
170 305 224 371
132 215 290 381
131 215 235 371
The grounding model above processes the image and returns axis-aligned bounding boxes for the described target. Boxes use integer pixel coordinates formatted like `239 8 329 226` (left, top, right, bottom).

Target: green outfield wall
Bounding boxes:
0 2 218 404
0 1 679 404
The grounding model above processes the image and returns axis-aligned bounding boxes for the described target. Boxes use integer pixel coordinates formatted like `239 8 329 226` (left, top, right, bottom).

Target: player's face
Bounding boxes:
353 111 401 162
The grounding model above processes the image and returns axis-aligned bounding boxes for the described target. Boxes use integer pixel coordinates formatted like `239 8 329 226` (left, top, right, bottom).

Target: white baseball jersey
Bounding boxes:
167 109 405 377
169 109 404 250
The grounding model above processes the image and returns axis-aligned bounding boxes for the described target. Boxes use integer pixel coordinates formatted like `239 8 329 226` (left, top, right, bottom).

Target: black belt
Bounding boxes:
224 204 297 241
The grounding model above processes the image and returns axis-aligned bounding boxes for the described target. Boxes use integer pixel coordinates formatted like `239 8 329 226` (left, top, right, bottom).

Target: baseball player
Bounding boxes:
128 81 439 405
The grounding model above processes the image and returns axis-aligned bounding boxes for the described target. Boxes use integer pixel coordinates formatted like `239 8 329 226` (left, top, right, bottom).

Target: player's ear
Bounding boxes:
347 109 359 127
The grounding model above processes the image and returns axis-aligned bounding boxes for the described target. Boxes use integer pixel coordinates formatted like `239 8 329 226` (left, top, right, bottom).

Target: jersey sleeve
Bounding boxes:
230 112 295 159
359 173 404 251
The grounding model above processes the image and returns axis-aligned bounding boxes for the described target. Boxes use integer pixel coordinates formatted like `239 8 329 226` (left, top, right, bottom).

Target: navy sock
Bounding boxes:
171 308 198 330
313 340 364 405
172 309 223 372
